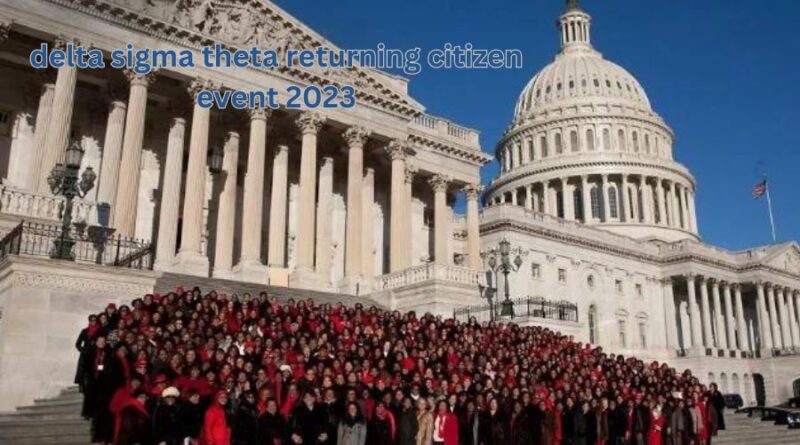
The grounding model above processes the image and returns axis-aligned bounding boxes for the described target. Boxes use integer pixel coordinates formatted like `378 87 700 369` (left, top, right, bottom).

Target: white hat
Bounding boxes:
279 364 292 372
162 386 180 398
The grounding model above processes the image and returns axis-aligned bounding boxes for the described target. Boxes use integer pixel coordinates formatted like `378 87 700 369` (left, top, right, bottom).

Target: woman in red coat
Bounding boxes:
433 400 459 445
201 390 231 445
647 404 665 445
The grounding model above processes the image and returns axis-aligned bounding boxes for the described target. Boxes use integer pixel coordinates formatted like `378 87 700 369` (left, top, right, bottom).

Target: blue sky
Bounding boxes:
275 0 800 251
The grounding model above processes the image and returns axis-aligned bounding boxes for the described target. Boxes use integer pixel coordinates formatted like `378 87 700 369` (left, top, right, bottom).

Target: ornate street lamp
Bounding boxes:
48 140 96 260
485 238 525 318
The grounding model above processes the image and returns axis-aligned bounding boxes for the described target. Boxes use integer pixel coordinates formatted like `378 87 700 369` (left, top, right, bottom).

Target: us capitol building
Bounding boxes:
0 0 797 413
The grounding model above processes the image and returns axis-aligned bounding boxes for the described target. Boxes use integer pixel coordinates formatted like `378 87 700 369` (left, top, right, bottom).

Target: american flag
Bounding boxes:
752 179 767 199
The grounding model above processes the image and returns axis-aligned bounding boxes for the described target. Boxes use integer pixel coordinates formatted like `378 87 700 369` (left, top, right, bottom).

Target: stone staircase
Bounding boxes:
0 386 89 445
155 272 383 308
715 411 799 445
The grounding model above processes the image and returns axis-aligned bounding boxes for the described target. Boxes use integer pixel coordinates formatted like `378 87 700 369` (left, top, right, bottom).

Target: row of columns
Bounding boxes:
674 275 800 353
490 174 697 233
24 35 485 283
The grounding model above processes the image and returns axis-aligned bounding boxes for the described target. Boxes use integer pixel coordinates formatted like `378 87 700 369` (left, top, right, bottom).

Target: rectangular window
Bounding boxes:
615 279 623 293
558 268 567 283
531 263 541 279
618 320 627 347
635 283 643 297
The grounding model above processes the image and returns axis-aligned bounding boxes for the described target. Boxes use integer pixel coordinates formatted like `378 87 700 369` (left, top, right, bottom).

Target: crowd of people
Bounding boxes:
74 287 728 445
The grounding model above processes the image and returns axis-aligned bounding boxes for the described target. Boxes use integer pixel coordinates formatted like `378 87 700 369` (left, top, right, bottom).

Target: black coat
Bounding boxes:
510 411 533 445
181 401 206 440
367 416 394 445
290 403 329 445
396 410 419 445
711 391 726 430
232 403 259 445
152 400 183 445
571 408 587 445
479 411 507 445
258 411 287 444
116 405 151 445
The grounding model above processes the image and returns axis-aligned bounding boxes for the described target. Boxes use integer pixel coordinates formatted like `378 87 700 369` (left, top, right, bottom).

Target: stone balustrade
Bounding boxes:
0 185 103 226
411 113 481 148
375 262 483 291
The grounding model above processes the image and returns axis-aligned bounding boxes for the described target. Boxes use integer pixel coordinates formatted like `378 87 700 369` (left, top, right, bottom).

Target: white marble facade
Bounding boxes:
480 1 800 406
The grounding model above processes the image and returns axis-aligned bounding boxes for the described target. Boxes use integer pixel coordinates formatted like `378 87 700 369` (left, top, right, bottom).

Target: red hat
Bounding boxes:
155 374 168 384
106 303 117 310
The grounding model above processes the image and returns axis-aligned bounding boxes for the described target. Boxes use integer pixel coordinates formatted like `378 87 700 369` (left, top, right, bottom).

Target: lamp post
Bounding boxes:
486 238 524 318
47 140 96 260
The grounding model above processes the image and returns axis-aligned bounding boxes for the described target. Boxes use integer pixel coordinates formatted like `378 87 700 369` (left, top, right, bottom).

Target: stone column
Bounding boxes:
113 70 156 236
788 289 800 347
464 183 482 270
524 184 533 210
267 144 289 267
722 282 736 350
153 117 186 269
362 168 375 279
733 284 750 351
686 274 703 348
699 277 714 347
669 182 679 228
778 287 793 348
294 112 325 272
656 179 667 225
212 131 240 278
232 108 271 280
532 190 540 212
343 126 369 282
96 96 127 211
315 157 334 281
767 284 783 349
711 279 727 349
430 174 450 265
38 38 78 194
621 174 631 221
542 180 551 215
581 175 591 222
404 165 417 267
757 281 774 349
562 177 574 220
662 277 679 350
601 174 610 221
29 82 55 191
386 142 409 273
510 188 518 206
678 184 689 230
640 177 653 223
687 191 699 233
174 79 215 276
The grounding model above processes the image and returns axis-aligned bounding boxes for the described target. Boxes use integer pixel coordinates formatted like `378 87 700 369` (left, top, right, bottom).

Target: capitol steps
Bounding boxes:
154 272 383 308
0 386 90 445
715 411 799 445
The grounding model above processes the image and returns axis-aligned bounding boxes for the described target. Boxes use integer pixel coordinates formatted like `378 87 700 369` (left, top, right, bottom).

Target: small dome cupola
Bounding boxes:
559 0 592 52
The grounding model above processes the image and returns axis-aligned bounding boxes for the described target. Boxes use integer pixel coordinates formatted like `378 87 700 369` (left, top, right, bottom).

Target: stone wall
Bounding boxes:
0 256 157 411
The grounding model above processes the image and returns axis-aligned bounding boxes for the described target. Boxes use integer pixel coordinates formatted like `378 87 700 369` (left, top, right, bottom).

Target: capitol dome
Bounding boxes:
485 0 700 243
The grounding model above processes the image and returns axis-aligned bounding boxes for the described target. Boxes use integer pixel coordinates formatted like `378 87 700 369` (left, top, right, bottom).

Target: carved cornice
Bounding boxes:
408 132 492 166
42 0 419 117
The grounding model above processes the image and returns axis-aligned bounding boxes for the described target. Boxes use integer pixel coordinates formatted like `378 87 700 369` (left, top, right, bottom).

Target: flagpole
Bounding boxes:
765 187 777 244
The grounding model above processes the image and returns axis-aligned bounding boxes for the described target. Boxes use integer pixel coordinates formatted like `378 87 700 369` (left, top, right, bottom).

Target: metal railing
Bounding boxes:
453 296 579 323
0 221 153 270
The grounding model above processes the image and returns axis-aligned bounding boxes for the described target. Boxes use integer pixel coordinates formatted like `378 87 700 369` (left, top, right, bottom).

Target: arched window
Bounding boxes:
590 186 603 219
540 136 548 158
588 305 598 344
720 373 729 393
570 130 579 152
527 137 535 161
555 133 563 154
586 129 595 151
632 131 639 152
617 129 626 151
574 189 583 221
602 129 611 151
644 134 651 154
732 374 740 397
608 185 619 218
